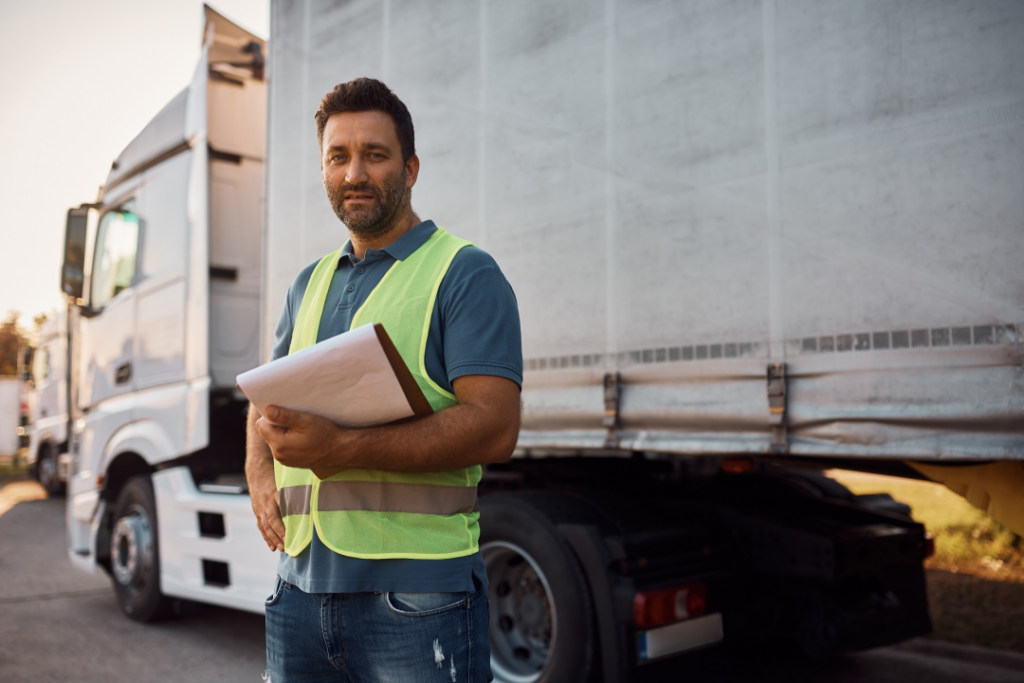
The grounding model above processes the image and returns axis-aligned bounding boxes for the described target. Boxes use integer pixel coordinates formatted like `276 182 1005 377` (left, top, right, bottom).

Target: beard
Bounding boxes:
325 168 408 240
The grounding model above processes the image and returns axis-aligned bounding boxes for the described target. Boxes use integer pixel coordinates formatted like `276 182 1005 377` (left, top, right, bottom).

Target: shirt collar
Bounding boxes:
338 220 437 267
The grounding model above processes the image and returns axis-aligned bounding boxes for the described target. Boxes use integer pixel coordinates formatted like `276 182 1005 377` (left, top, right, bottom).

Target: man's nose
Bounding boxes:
345 158 368 185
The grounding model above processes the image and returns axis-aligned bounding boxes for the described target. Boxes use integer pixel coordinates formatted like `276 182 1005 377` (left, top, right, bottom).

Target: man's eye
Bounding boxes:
331 155 346 163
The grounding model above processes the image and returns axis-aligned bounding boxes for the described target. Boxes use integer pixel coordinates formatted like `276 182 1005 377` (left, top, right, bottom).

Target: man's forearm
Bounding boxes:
326 401 517 472
246 405 276 480
258 375 522 474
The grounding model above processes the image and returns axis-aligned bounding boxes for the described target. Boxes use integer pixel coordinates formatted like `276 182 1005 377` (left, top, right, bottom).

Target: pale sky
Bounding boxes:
0 0 269 330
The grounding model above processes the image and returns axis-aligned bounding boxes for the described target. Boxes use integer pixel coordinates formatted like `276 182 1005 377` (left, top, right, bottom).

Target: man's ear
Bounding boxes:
405 154 420 190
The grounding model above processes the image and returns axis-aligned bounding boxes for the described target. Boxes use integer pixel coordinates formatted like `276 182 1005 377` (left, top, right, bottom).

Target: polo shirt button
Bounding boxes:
347 285 355 292
357 267 365 274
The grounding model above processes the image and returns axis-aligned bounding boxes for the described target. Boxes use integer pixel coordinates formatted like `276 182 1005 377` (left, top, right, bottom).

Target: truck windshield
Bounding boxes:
91 204 139 309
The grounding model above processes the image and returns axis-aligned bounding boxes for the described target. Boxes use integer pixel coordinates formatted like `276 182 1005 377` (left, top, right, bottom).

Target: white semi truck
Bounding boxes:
23 308 75 494
61 6 276 618
60 3 1023 681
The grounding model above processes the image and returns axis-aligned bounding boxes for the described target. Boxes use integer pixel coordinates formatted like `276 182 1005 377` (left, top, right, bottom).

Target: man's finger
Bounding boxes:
256 417 289 447
259 510 280 546
257 520 276 551
255 417 271 441
269 518 286 552
254 514 276 550
264 496 286 551
262 510 285 551
265 405 306 428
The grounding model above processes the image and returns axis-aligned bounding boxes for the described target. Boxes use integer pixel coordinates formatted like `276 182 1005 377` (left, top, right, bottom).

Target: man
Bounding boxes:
246 78 521 682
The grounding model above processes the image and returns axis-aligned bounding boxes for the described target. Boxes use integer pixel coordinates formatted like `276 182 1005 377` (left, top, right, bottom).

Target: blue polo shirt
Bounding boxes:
270 220 522 593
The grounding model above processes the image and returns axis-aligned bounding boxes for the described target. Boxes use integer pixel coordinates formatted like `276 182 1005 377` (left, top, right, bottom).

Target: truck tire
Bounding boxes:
37 444 64 496
110 475 172 621
479 493 595 683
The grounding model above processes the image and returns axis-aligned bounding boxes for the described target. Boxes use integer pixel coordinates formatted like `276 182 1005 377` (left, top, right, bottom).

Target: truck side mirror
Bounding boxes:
62 207 90 301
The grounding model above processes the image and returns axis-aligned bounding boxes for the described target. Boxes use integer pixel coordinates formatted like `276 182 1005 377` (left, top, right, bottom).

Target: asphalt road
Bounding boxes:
2 491 1023 683
0 491 265 683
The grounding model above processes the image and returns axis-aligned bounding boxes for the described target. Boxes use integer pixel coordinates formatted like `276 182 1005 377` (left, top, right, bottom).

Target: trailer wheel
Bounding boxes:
480 494 594 683
37 444 64 496
110 475 172 621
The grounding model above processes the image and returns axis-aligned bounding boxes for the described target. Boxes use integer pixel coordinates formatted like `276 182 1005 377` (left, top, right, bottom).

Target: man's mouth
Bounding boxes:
344 193 376 203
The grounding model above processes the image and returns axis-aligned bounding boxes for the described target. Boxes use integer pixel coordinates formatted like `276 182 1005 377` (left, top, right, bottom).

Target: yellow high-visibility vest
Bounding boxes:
275 227 480 559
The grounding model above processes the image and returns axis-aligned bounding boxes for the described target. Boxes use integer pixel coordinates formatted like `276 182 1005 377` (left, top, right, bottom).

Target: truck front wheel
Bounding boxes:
110 475 172 621
37 444 64 496
479 494 595 683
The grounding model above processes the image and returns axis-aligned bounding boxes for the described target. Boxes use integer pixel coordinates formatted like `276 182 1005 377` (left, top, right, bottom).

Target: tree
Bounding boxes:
0 311 29 377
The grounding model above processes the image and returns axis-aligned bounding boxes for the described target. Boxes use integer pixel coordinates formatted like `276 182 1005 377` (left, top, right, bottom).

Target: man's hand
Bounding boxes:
245 405 286 552
256 406 342 471
249 463 285 552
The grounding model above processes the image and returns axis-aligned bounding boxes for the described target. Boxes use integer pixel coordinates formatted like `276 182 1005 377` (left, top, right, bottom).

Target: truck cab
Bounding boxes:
60 6 274 618
25 309 72 494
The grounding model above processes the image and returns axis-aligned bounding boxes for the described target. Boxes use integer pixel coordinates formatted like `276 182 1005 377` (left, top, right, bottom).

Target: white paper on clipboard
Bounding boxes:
235 323 416 429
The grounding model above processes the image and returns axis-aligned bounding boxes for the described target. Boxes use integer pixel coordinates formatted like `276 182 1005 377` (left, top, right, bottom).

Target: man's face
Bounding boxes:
321 110 417 239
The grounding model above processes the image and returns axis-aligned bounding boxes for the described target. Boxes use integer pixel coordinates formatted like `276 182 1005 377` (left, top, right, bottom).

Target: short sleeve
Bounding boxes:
434 247 523 389
270 296 293 361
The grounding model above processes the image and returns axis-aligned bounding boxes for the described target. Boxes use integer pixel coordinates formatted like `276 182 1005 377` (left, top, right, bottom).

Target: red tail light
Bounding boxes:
721 457 753 474
633 583 707 629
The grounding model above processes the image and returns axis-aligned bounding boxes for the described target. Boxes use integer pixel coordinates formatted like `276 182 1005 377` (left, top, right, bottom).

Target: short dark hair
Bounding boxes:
315 78 415 162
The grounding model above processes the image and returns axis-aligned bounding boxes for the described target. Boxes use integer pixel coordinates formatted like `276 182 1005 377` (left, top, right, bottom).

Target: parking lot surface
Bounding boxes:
3 492 1023 683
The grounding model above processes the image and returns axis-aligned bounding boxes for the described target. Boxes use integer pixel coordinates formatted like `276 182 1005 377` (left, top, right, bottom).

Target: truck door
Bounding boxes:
78 202 140 407
35 330 63 420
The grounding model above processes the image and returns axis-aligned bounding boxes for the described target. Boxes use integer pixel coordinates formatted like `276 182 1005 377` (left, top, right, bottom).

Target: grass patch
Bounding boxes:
827 469 1024 653
826 469 1024 583
925 569 1024 653
0 452 31 486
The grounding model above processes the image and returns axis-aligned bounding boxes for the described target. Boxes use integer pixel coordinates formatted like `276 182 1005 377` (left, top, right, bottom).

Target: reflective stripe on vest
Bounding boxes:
279 485 312 516
279 481 477 516
274 227 479 559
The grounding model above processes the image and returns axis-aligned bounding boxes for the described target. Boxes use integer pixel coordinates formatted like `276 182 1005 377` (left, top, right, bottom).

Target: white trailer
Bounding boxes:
60 2 1023 681
265 0 1024 466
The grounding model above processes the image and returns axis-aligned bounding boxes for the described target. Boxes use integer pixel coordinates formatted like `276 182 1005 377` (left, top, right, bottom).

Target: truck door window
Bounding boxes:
91 201 139 309
33 348 50 383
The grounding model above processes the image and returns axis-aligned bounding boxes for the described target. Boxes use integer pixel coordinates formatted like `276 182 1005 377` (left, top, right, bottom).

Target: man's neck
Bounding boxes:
348 209 421 259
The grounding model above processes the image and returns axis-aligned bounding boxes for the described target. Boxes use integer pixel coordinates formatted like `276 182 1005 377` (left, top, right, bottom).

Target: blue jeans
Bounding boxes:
264 577 493 682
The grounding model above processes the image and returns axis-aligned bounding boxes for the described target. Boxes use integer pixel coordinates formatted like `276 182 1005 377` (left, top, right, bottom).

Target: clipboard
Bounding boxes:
372 323 433 418
236 322 433 479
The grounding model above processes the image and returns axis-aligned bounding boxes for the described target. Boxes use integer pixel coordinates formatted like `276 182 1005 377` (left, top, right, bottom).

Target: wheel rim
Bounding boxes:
482 540 557 683
39 455 56 487
111 504 155 594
